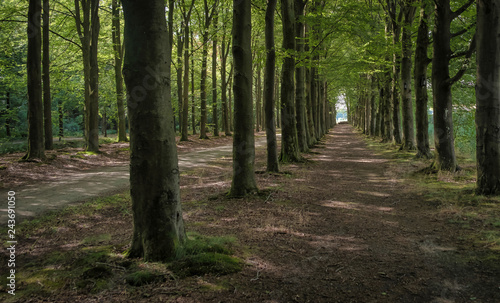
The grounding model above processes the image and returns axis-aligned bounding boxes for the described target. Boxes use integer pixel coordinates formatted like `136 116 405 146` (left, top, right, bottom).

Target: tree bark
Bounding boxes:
390 2 402 144
58 100 63 139
280 0 301 163
112 0 128 142
255 65 261 132
221 29 231 136
180 0 195 141
25 0 45 160
212 12 219 137
414 0 432 158
400 1 416 150
122 0 186 261
295 0 308 152
43 0 53 150
191 32 196 135
476 0 500 195
264 0 279 172
86 0 99 152
230 0 258 196
176 30 183 133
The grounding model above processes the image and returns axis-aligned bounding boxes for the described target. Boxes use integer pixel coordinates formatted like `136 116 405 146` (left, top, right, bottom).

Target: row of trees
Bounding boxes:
346 0 500 194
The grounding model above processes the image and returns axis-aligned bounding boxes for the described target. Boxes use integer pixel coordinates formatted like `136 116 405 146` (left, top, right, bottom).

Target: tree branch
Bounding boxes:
49 29 82 50
451 0 474 20
448 33 476 85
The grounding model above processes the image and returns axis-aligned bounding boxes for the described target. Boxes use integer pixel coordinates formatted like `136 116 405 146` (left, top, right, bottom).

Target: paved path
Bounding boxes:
0 137 267 224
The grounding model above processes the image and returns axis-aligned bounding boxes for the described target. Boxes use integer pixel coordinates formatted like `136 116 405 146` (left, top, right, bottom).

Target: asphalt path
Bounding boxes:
0 136 267 225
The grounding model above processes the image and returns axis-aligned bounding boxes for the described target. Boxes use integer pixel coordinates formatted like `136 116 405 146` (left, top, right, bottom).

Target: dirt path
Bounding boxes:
184 123 498 302
0 136 267 225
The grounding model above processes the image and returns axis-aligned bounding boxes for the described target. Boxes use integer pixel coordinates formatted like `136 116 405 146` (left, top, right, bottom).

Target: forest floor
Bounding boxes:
0 124 499 302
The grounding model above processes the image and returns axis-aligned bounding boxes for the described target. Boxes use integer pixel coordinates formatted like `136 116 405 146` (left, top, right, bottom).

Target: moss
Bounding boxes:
169 252 243 277
125 270 163 286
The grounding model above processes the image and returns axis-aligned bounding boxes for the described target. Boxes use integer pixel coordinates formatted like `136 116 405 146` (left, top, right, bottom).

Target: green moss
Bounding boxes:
125 270 162 286
169 252 243 277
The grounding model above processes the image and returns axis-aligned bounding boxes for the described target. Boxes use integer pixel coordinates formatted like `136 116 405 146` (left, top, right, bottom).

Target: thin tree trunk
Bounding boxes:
221 30 231 136
112 0 127 142
58 100 63 140
476 0 500 195
43 0 53 150
280 0 301 163
295 0 308 152
122 0 185 261
176 30 183 133
264 0 279 172
24 0 45 160
191 31 196 135
199 32 209 138
181 20 190 141
400 1 416 150
230 0 258 196
255 66 261 132
87 0 99 152
6 92 11 137
212 12 219 136
414 0 432 158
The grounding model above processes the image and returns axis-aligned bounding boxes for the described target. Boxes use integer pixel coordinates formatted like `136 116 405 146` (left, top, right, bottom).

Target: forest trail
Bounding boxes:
0 136 267 225
182 123 498 303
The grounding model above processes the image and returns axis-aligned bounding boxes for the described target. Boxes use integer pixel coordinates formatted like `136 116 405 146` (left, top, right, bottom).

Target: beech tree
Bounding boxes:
431 0 475 171
111 0 127 142
122 0 186 261
24 0 45 160
476 0 500 195
42 0 52 150
230 0 258 196
264 0 279 172
280 0 302 163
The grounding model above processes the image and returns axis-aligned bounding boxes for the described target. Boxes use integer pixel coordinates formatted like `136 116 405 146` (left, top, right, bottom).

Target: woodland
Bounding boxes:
0 0 500 302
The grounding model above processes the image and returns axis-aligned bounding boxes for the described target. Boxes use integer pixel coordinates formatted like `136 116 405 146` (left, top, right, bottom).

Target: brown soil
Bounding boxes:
1 124 498 302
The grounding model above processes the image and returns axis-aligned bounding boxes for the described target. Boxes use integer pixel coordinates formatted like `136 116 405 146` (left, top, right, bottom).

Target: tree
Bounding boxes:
399 0 416 150
212 11 219 137
220 12 232 136
295 0 309 152
42 0 52 150
414 0 432 158
112 0 128 142
264 0 279 172
431 0 475 171
180 0 195 141
280 0 302 163
230 0 258 196
476 0 500 195
122 0 186 261
24 0 45 160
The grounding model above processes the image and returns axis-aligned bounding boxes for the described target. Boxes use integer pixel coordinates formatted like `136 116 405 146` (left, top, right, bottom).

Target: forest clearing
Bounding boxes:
0 124 499 302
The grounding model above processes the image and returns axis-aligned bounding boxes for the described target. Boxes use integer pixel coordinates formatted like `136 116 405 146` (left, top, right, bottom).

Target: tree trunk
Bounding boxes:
400 1 416 150
87 0 100 152
122 0 186 261
476 0 500 195
24 0 45 160
230 0 258 196
255 66 261 132
199 33 209 139
221 30 231 136
370 77 377 135
176 30 183 133
280 0 301 163
58 100 63 139
43 0 53 150
295 0 308 152
181 19 190 141
212 12 219 137
264 0 279 172
391 7 402 145
414 0 432 158
112 0 128 142
191 32 196 135
6 92 11 137
432 0 457 171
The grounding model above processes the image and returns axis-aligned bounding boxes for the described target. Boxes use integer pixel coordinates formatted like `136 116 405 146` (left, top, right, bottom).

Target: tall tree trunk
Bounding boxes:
180 1 194 141
221 29 231 136
391 5 403 144
431 0 475 171
191 32 196 135
370 77 377 135
43 0 53 150
255 66 261 132
414 0 432 158
122 0 186 261
264 0 279 172
230 0 258 196
24 0 45 160
6 92 11 137
280 0 301 162
112 0 127 142
212 12 219 136
295 0 308 152
87 0 100 152
176 30 183 133
476 0 500 195
58 100 63 140
400 1 416 150
199 33 209 139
